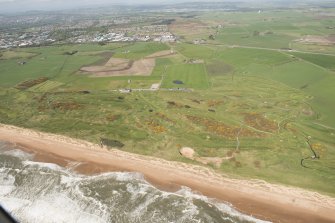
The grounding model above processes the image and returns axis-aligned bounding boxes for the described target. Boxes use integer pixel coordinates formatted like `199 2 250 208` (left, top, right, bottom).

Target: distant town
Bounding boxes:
0 13 177 49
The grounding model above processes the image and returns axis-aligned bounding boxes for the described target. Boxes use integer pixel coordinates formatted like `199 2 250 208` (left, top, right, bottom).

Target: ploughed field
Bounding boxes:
1 9 335 197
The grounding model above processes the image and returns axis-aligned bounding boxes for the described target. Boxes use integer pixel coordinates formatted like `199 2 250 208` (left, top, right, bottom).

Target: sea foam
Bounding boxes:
0 147 271 223
3 149 34 160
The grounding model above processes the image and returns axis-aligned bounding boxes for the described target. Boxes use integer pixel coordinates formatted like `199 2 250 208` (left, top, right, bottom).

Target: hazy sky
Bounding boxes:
0 0 171 13
0 0 323 13
0 0 193 13
0 0 249 13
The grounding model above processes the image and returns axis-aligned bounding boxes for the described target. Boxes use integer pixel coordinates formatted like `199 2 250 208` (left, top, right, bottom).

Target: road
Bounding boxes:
203 43 335 56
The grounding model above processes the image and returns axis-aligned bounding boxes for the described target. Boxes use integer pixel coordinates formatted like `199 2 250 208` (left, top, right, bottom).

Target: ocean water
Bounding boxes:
0 141 270 223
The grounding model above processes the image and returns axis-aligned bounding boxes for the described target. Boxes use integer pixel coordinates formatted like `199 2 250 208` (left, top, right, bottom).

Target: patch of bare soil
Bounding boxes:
80 50 177 77
80 58 155 77
80 58 130 73
327 34 335 42
105 58 130 67
179 147 195 159
296 35 335 45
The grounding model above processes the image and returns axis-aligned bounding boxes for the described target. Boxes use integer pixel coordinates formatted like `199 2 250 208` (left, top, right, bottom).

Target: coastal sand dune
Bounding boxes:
0 124 334 223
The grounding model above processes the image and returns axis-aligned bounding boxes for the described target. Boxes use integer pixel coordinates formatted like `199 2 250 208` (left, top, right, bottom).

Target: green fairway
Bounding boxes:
217 47 293 67
217 32 295 49
175 43 215 60
0 50 37 60
268 60 328 89
290 52 335 71
161 63 209 89
112 42 170 59
0 45 102 87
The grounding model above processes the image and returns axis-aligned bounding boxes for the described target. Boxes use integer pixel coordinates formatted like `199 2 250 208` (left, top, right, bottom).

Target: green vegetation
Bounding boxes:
161 64 209 89
113 42 170 59
290 52 335 70
1 8 335 197
0 50 37 60
29 80 64 92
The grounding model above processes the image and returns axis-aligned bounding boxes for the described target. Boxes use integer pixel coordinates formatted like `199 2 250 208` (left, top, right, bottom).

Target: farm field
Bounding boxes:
0 8 335 198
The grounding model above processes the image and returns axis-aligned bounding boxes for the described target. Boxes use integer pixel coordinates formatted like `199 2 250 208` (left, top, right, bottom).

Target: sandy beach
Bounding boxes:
0 124 334 223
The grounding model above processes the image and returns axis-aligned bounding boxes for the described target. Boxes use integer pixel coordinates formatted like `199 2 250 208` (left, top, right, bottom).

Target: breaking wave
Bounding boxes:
0 141 270 223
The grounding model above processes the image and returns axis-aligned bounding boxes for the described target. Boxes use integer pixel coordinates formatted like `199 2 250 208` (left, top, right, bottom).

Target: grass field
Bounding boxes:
29 80 64 92
0 8 335 197
112 42 170 59
0 50 37 60
290 52 335 71
161 64 209 89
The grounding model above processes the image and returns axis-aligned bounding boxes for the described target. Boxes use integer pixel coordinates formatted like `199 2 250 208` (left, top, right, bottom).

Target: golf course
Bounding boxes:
1 8 335 198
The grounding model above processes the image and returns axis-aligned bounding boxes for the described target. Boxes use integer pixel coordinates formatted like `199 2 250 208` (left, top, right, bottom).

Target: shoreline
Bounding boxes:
0 124 335 222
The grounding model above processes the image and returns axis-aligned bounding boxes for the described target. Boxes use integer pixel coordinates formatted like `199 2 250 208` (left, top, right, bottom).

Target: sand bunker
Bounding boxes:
179 147 231 168
179 147 195 159
80 50 175 77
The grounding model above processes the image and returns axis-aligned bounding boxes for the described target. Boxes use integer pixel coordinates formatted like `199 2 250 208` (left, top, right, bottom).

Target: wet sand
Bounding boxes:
1 124 335 223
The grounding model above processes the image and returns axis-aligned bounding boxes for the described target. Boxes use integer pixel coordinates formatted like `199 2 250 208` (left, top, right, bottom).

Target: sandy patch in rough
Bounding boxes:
80 57 130 73
105 58 130 67
179 147 195 159
81 58 155 77
1 124 335 223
